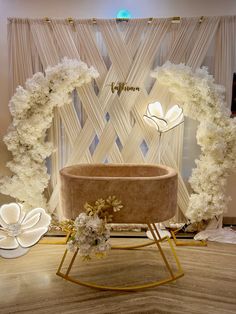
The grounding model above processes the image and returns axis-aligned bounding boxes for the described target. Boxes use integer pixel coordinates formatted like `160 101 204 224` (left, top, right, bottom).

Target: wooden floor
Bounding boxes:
0 238 236 314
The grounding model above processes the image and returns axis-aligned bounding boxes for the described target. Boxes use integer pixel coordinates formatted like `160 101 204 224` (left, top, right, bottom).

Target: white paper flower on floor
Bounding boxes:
143 102 184 133
0 203 51 257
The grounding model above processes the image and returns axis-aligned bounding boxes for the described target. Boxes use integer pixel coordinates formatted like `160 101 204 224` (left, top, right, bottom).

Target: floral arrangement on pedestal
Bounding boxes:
0 58 98 210
53 196 123 260
151 62 236 223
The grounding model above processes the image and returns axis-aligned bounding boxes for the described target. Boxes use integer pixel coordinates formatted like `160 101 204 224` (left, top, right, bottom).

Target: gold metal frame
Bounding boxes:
170 229 207 247
56 222 184 291
39 233 70 245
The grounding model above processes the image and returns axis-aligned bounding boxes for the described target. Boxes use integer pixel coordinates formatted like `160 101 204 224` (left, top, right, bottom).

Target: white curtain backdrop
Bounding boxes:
7 16 236 222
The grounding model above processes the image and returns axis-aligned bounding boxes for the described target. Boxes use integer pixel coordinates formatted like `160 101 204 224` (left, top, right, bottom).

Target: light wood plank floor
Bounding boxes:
0 238 236 314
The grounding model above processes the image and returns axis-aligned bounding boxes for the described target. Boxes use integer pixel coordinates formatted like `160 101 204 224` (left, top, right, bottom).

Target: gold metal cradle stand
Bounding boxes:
56 222 184 291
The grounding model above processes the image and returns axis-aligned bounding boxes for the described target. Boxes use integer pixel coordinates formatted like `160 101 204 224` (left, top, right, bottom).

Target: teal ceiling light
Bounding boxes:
116 9 132 19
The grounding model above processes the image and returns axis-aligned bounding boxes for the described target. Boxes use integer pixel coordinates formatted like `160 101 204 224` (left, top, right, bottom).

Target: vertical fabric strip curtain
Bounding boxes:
7 16 236 221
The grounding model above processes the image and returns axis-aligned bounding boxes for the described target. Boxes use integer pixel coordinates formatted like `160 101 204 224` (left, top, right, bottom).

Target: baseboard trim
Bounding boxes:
223 217 236 225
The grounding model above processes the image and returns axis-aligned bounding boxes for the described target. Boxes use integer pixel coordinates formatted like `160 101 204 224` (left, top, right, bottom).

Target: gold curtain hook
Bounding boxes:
44 17 52 23
199 16 204 24
171 16 181 24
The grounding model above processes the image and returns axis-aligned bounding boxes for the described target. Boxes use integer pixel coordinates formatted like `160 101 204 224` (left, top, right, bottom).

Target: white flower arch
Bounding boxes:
0 59 235 223
151 62 236 222
0 58 98 210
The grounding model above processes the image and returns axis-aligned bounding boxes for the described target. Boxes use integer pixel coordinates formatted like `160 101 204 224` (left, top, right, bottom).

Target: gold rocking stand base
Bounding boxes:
56 222 184 291
39 233 70 245
170 229 207 247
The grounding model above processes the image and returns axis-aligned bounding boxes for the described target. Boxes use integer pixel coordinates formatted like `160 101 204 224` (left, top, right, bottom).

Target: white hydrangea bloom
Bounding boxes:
68 212 111 259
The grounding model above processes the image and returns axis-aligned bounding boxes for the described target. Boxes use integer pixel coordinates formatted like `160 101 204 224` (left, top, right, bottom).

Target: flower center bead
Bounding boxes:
7 223 21 237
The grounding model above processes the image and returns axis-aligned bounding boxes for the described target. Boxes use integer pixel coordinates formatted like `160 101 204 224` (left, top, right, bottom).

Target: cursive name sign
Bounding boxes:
110 82 140 94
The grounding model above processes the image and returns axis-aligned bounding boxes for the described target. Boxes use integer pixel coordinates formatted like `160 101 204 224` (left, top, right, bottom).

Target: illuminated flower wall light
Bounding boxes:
144 102 184 239
0 203 51 258
144 101 184 133
143 101 184 164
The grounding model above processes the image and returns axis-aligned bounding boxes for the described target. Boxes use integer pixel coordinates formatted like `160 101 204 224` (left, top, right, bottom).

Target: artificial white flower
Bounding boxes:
0 203 51 250
68 212 111 259
106 195 123 212
144 102 184 133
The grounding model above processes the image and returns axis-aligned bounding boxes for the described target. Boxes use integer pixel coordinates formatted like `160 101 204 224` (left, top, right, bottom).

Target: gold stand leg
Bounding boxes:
39 233 70 245
56 222 184 291
170 229 207 247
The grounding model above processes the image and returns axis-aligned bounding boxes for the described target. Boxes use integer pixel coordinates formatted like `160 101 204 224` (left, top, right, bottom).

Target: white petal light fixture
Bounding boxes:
143 102 184 240
0 203 51 258
143 102 184 133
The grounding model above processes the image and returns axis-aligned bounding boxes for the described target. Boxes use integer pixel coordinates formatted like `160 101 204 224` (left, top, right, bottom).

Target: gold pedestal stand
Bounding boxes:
56 222 184 291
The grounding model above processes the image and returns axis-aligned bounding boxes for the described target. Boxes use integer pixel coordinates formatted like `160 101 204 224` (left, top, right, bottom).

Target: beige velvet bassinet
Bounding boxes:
60 163 178 223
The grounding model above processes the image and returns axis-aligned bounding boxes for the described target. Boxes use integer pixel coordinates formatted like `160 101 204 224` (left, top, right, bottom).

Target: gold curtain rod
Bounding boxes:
91 16 204 24
44 16 204 25
91 17 153 24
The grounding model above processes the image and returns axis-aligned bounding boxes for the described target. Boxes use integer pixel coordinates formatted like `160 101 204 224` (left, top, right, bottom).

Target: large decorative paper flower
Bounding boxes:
0 203 51 250
143 102 184 132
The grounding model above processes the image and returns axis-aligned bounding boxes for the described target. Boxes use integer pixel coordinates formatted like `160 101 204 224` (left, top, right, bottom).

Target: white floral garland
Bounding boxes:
0 58 98 210
151 62 236 222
